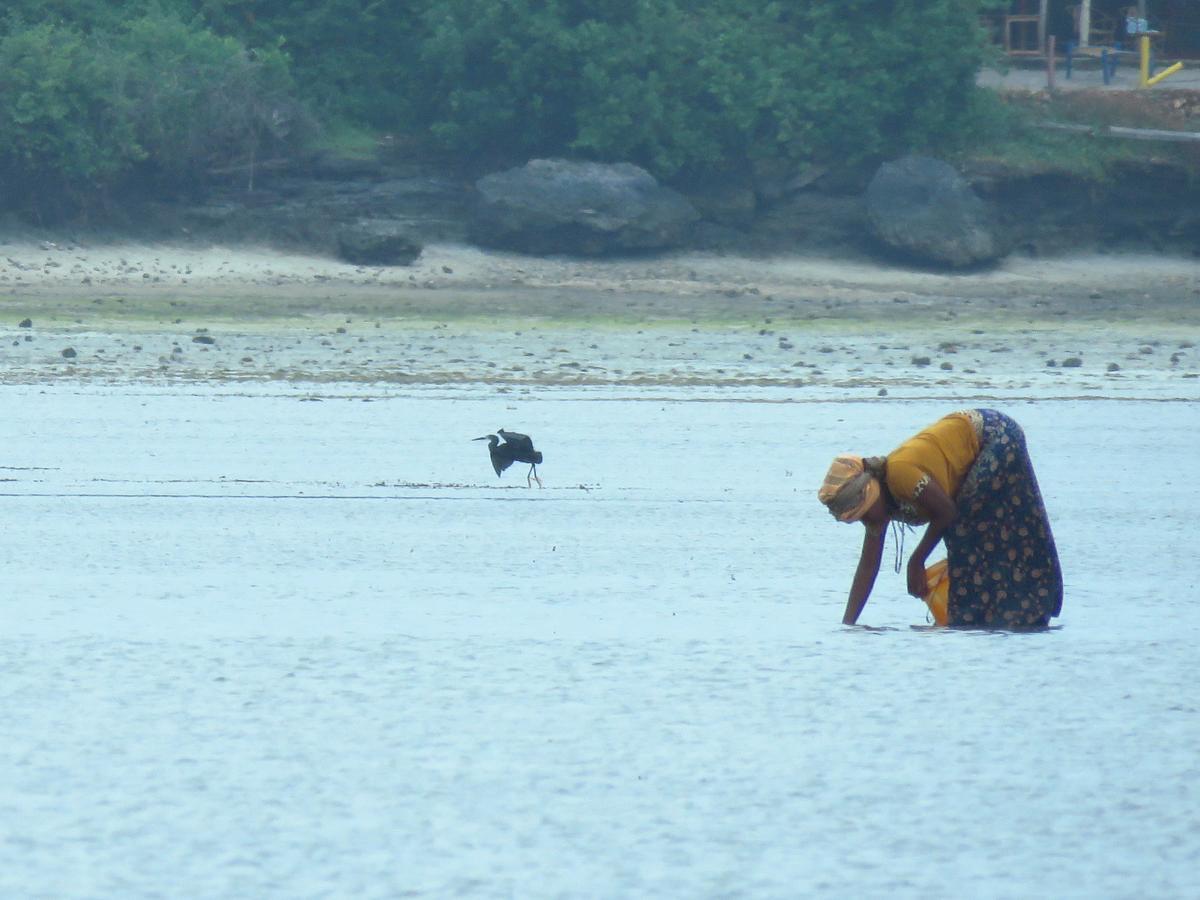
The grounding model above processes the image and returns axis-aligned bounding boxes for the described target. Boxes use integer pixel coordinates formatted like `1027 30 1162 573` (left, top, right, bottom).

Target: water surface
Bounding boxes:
2 386 1196 898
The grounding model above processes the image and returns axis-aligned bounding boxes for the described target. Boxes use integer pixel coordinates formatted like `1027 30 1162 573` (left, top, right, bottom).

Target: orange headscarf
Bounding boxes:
818 454 880 523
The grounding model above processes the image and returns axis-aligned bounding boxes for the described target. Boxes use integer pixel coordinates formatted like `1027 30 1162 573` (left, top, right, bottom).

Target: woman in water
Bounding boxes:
818 409 1062 628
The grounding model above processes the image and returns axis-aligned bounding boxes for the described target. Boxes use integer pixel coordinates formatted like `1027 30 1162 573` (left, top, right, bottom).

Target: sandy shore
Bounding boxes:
1 238 1198 395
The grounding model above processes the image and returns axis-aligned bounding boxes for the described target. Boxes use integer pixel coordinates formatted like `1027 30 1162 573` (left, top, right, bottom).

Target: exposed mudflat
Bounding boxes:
2 240 1198 395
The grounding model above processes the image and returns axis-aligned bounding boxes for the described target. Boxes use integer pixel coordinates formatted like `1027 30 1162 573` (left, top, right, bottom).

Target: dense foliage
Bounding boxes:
0 1 1000 218
407 0 996 177
0 7 304 217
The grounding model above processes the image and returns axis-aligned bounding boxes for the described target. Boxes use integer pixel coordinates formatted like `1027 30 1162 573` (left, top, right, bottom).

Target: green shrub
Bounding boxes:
107 12 308 190
0 1 187 34
196 0 419 125
0 1 1019 217
0 10 309 218
403 0 999 178
0 19 138 216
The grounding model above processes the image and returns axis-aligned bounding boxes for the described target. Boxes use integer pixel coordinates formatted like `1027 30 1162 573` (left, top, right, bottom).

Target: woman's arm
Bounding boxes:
905 478 958 597
843 524 886 625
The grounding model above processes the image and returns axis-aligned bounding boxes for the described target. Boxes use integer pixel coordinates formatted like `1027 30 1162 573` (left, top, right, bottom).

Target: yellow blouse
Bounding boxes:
885 410 982 508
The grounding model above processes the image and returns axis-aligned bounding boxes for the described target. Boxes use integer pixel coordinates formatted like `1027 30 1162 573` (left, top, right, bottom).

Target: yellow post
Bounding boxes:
1139 34 1150 87
1147 61 1184 86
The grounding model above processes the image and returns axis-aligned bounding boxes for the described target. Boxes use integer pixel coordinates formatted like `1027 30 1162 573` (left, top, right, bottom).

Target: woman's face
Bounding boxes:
860 492 889 528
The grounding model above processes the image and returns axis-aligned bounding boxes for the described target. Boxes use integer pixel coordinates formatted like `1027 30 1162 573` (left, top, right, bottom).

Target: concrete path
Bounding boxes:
979 60 1200 92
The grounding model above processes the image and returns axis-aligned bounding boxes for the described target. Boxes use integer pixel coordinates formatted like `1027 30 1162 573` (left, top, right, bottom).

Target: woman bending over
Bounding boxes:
818 409 1062 628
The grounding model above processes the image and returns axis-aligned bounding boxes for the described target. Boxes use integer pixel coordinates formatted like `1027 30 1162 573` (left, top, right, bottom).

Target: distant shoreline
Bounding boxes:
1 239 1197 392
5 237 1200 312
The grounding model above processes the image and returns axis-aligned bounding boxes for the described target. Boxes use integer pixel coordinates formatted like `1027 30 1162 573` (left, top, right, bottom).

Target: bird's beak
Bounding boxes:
472 436 489 441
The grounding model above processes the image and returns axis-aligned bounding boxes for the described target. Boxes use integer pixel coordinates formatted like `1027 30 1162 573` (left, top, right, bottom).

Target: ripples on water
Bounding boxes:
1 387 1196 898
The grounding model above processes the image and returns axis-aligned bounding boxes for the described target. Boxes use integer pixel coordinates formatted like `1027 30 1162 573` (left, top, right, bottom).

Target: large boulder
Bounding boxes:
471 158 699 255
866 155 1007 267
335 219 422 266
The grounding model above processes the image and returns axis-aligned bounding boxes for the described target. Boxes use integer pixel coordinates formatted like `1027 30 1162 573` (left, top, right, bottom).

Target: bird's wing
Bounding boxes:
498 429 535 452
491 453 513 477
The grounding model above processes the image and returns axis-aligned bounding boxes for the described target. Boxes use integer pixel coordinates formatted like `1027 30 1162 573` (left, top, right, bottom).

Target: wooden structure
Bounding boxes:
991 2 1195 64
1005 0 1048 55
1073 0 1135 49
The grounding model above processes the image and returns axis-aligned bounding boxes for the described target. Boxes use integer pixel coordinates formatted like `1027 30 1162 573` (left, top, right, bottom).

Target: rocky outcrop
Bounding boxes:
470 158 700 255
684 178 758 229
969 159 1200 257
21 140 1198 266
180 158 471 258
866 155 1008 267
336 219 422 265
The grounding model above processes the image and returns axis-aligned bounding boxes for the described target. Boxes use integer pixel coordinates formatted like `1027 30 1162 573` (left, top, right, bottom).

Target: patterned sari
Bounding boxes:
944 409 1063 628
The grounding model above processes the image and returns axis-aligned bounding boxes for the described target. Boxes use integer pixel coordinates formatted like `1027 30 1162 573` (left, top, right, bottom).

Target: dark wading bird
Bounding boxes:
474 429 544 487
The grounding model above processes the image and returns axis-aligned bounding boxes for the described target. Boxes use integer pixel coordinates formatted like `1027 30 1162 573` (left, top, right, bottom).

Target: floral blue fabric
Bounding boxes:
945 410 1063 628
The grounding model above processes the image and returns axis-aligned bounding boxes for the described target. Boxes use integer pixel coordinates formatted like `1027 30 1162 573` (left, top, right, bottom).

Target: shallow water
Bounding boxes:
2 385 1197 898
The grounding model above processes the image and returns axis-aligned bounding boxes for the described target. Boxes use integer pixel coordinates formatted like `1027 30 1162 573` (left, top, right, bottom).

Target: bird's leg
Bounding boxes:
529 464 543 488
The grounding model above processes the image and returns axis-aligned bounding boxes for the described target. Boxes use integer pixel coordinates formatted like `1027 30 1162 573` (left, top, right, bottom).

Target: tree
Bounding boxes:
402 0 998 178
0 20 137 217
0 10 309 218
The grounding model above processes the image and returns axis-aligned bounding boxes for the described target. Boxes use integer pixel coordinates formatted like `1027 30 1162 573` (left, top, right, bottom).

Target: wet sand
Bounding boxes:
2 240 1198 395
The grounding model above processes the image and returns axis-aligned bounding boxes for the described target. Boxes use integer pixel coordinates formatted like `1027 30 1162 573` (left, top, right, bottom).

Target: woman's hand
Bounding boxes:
906 478 957 599
907 554 928 598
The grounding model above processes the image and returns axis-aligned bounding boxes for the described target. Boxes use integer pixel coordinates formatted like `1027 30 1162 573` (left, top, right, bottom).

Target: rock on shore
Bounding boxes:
866 155 1009 268
470 159 700 256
